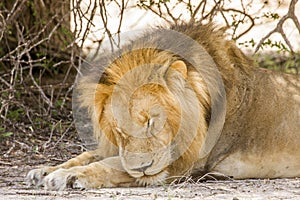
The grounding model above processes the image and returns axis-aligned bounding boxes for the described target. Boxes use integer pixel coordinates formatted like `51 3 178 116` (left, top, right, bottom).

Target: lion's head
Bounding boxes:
79 46 211 185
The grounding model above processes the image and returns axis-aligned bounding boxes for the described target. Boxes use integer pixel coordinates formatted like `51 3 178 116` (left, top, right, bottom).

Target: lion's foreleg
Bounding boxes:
55 149 104 169
26 149 103 187
43 156 136 190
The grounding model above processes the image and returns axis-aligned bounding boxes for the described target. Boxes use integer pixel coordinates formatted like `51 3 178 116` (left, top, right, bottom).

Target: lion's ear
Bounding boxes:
170 60 187 79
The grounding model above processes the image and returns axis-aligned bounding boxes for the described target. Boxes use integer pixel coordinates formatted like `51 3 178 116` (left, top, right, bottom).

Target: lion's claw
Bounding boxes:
26 168 50 187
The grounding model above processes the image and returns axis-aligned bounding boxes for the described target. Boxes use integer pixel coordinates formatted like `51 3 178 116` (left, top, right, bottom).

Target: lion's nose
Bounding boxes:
130 160 154 172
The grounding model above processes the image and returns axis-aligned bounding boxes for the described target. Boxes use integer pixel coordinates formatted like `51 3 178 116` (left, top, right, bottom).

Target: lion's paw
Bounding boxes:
26 167 54 187
43 168 84 191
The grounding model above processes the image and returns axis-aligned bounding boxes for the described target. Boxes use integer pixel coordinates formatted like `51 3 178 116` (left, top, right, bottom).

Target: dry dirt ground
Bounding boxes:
1 151 299 200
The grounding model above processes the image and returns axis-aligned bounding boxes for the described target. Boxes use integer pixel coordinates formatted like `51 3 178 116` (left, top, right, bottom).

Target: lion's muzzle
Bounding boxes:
120 150 170 179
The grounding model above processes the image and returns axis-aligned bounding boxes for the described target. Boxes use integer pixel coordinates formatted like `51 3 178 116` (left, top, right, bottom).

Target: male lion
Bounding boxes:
27 23 300 190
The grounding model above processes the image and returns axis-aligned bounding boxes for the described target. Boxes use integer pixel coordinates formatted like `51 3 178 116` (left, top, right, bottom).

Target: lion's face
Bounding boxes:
88 50 209 185
107 82 181 185
93 57 190 184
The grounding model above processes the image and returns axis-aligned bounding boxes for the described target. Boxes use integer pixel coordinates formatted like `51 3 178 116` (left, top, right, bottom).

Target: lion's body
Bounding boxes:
27 23 300 190
207 68 300 178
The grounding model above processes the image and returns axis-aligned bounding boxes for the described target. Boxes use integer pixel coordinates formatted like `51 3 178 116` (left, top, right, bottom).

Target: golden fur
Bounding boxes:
27 23 300 190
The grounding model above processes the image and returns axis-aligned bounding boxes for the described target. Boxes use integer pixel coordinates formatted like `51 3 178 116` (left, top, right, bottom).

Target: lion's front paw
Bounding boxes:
43 168 84 191
26 167 55 187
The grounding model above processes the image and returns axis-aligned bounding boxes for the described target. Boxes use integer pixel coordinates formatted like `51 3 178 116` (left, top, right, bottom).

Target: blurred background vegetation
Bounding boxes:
0 0 299 164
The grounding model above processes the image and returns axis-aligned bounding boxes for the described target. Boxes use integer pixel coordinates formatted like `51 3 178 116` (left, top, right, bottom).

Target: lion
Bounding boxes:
26 23 300 190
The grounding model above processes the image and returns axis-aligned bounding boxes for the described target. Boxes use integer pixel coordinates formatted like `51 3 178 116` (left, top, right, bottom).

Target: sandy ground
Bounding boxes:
1 165 299 200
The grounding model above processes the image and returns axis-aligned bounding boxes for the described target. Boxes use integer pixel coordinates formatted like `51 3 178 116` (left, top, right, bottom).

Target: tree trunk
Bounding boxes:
0 0 78 71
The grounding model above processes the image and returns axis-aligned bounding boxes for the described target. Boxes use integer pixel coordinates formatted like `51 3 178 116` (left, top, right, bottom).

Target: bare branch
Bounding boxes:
255 0 299 53
221 8 255 40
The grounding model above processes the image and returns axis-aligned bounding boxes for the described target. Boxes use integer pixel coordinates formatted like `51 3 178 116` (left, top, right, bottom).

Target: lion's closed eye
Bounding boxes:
115 127 129 140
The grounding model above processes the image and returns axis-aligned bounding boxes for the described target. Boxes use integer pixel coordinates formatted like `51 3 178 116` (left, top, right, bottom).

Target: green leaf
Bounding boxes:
0 132 13 138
